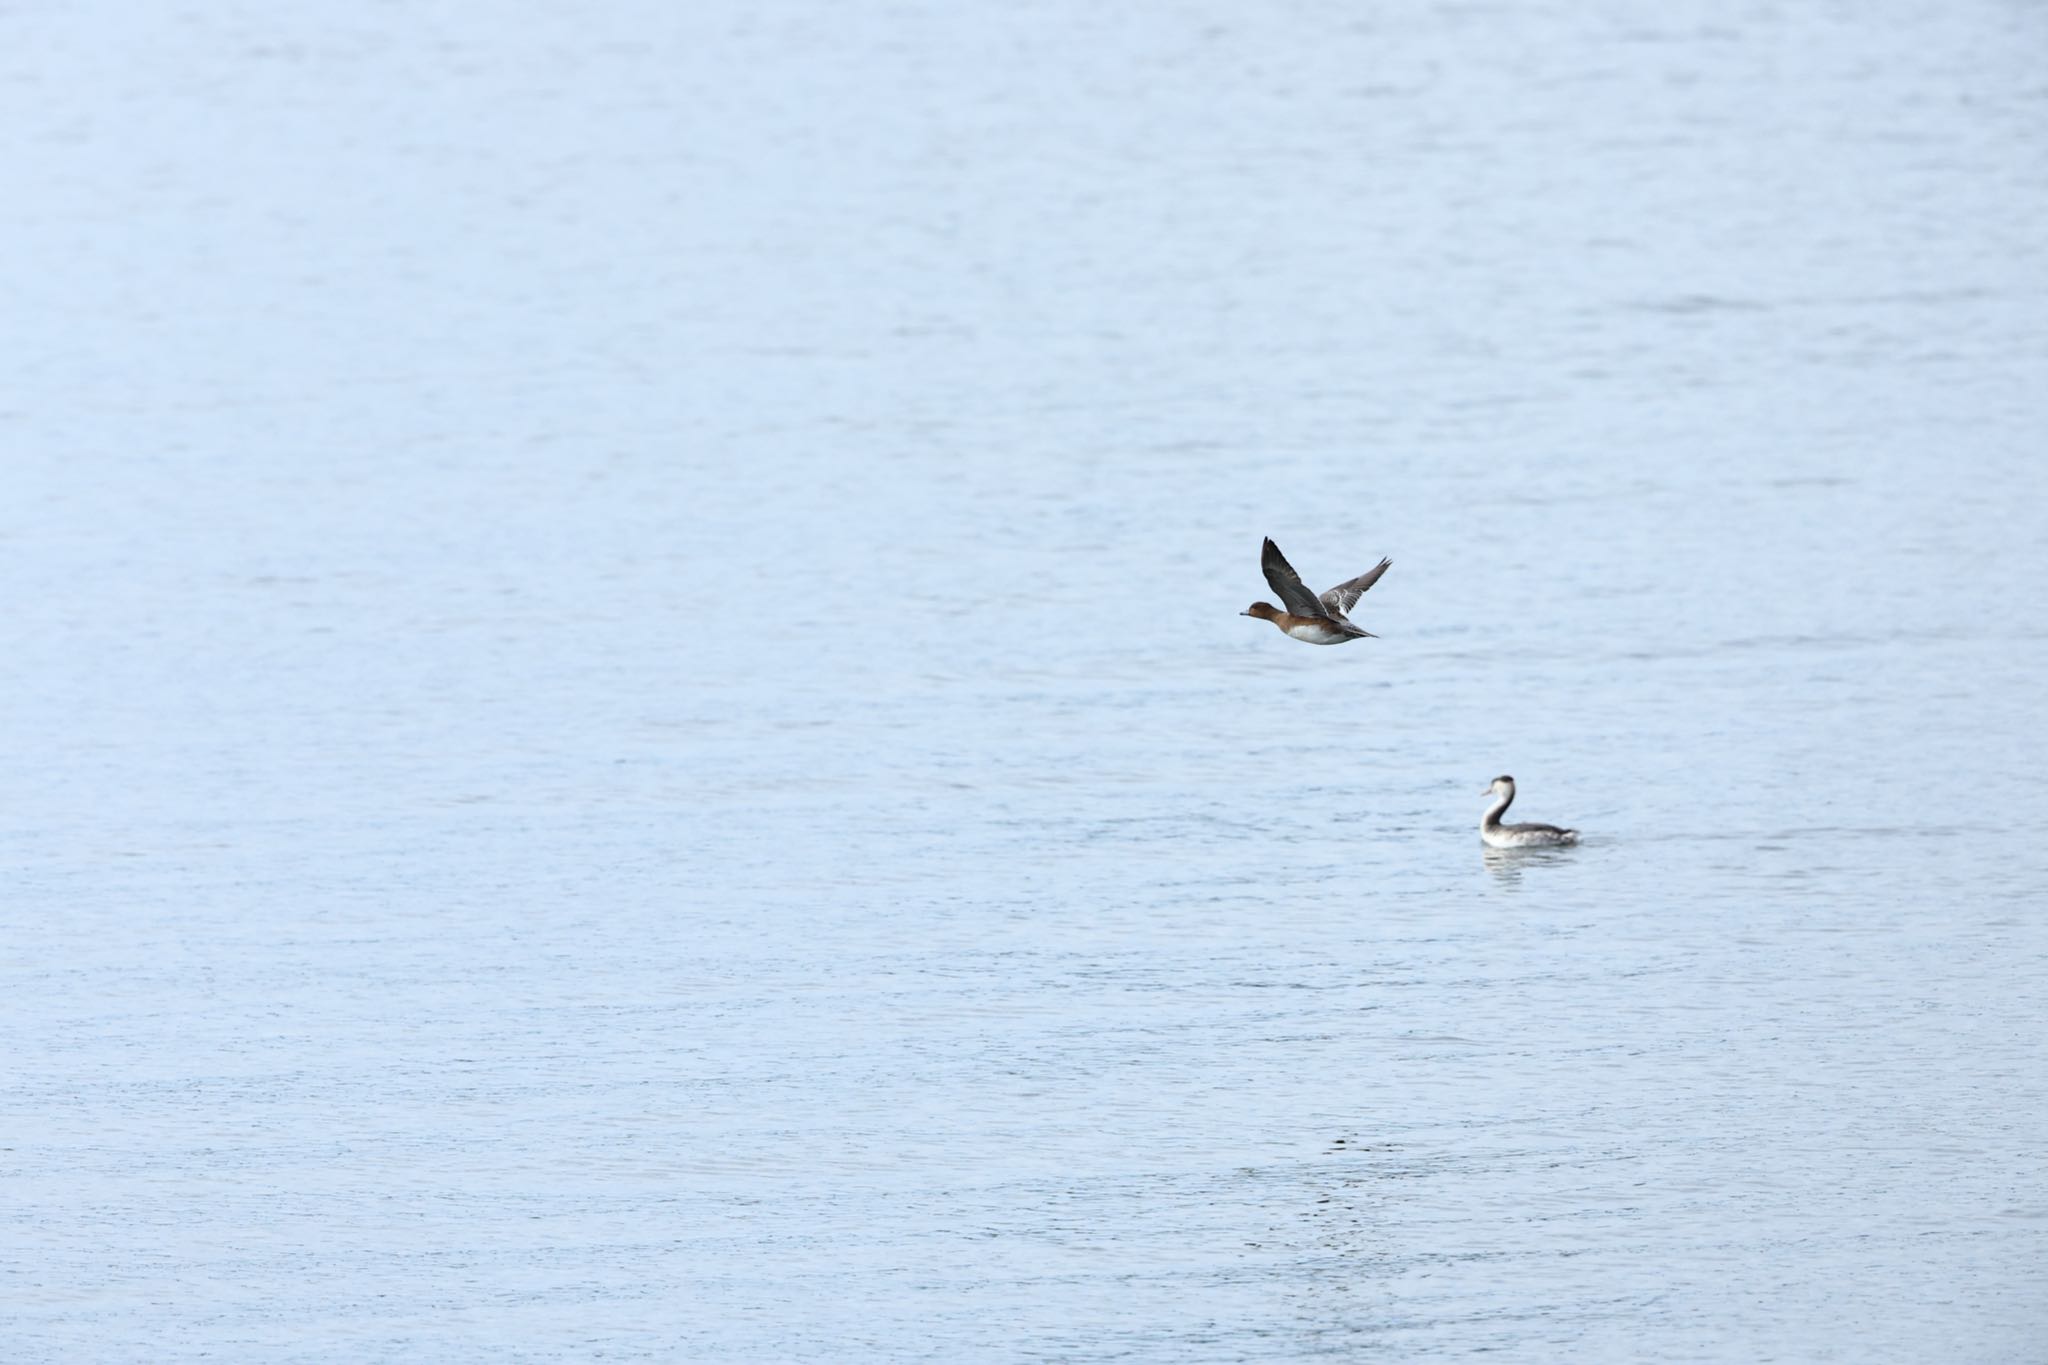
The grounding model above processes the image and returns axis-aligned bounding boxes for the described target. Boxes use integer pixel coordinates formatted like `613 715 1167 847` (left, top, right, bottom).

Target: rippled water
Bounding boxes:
5 1 2047 1359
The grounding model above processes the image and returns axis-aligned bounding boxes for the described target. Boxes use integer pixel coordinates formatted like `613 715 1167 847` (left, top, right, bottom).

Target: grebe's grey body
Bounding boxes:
1480 776 1579 848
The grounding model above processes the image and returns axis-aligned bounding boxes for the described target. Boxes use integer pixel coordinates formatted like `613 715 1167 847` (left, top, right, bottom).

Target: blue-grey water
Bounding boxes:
5 2 2047 1360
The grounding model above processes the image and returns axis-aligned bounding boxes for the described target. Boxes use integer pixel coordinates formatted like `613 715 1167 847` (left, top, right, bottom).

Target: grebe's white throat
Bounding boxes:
1480 775 1579 849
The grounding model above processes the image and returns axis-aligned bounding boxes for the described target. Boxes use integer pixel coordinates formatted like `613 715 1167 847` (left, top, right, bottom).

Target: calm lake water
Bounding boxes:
4 1 2046 1360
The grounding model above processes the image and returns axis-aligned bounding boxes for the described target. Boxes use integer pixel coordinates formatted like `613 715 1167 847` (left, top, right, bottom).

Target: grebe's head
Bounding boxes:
1241 601 1282 621
1484 775 1516 797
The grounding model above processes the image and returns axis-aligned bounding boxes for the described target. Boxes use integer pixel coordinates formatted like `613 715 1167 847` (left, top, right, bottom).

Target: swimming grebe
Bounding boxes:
1480 776 1579 848
1241 537 1391 646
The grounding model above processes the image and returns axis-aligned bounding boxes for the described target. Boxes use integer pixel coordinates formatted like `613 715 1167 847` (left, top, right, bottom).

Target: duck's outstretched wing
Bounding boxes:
1320 558 1392 617
1260 538 1331 620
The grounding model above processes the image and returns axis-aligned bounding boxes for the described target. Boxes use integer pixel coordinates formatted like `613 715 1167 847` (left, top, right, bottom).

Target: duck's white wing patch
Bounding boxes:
1320 558 1392 617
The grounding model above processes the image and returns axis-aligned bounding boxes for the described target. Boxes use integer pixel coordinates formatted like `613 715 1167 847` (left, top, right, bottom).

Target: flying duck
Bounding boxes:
1240 537 1391 645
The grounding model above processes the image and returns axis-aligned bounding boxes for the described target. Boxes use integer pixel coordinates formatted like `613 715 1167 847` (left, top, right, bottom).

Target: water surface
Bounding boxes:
4 1 2046 1359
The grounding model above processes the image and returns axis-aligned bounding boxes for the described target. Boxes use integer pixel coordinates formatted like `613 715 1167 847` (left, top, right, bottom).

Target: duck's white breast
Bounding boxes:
1284 620 1350 645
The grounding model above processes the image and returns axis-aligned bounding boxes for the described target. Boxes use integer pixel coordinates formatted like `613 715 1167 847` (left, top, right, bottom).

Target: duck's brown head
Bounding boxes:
1241 601 1282 621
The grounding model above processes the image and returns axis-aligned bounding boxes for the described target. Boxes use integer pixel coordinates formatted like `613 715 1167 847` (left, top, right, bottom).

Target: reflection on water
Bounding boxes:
1480 843 1582 887
3 0 2047 1360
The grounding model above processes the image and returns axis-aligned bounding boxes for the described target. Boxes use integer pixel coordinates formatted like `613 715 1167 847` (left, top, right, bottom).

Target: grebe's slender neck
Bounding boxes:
1482 787 1514 828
